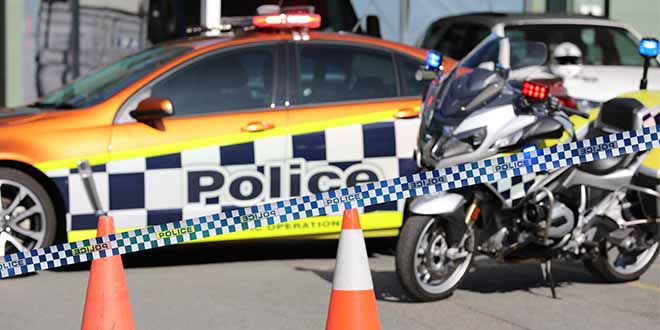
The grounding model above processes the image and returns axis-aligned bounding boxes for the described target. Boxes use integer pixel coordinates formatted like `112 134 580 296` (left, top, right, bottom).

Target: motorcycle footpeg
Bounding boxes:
446 247 469 260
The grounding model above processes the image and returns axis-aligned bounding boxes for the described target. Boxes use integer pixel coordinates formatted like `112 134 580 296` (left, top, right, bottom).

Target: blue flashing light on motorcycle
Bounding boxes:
639 38 659 58
639 37 658 89
416 51 444 82
425 50 443 71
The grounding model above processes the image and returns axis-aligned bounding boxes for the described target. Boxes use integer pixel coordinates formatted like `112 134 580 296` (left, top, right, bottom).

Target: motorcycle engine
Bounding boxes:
522 200 575 239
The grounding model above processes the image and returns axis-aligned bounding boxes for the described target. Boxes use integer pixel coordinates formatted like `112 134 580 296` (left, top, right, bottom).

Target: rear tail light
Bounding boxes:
558 96 577 109
252 13 321 29
522 81 549 101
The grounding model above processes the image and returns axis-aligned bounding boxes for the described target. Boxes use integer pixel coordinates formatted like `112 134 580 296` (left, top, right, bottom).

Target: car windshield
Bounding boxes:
505 24 657 66
36 45 192 109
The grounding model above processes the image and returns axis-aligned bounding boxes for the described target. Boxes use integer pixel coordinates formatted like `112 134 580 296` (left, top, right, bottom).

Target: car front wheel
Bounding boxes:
0 168 57 256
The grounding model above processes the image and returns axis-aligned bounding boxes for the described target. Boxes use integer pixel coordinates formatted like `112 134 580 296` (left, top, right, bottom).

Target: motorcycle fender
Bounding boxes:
408 192 466 215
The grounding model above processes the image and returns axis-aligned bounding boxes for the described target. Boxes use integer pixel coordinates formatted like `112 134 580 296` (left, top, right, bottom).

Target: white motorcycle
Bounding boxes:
395 33 660 301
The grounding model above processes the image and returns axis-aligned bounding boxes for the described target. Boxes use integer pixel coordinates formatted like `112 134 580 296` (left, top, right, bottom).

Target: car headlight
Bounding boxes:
432 127 486 158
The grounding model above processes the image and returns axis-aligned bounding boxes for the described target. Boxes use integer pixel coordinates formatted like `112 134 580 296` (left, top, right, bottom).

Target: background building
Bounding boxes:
2 0 659 107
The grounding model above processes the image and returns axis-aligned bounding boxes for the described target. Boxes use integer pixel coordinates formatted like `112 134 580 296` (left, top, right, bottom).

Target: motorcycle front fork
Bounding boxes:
445 199 479 261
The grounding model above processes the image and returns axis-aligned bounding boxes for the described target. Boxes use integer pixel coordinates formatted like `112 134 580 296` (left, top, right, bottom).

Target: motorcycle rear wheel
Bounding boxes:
584 223 660 282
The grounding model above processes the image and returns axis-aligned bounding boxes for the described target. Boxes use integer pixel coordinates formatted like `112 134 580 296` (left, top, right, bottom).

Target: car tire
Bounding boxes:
0 167 57 255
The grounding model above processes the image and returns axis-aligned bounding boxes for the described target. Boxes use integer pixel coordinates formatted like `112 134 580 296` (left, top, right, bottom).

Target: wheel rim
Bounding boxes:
413 218 473 294
606 240 659 275
0 179 47 256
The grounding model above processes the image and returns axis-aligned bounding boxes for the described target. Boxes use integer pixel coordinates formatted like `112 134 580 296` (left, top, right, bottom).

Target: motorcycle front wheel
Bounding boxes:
395 216 475 301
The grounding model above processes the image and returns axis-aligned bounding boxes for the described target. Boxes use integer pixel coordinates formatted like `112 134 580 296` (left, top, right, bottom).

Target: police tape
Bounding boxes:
1 126 659 278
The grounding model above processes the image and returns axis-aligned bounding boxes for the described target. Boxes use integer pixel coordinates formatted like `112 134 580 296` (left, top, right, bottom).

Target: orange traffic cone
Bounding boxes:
81 215 135 330
325 209 381 330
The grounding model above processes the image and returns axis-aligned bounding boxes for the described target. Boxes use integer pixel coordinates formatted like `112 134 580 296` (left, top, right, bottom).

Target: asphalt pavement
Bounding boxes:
1 239 659 330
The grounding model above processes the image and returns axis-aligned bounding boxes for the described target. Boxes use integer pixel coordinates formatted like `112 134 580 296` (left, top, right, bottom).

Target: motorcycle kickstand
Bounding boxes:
540 259 558 299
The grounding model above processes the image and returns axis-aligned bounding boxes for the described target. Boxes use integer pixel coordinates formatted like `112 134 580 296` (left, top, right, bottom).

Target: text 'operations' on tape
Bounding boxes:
1 126 659 278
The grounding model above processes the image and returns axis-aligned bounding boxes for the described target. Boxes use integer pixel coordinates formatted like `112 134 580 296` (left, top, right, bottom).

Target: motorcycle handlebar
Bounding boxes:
558 104 590 119
544 95 590 119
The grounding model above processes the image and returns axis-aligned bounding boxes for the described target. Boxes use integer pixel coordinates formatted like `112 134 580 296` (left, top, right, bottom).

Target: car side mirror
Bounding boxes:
129 97 174 131
365 15 381 38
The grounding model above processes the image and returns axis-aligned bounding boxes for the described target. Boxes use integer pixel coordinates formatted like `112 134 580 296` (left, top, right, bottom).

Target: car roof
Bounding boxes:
164 31 429 60
433 12 627 28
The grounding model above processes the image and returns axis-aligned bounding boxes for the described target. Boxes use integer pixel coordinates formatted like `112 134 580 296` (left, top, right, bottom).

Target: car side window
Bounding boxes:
433 23 489 59
150 46 275 116
612 30 645 66
293 44 396 105
434 23 469 59
397 55 425 97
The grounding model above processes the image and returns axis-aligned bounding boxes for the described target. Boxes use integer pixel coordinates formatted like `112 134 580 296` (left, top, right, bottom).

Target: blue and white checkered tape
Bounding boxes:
1 125 659 278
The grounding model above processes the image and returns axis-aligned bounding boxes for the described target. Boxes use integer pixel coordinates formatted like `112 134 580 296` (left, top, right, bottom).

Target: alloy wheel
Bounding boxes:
0 179 47 256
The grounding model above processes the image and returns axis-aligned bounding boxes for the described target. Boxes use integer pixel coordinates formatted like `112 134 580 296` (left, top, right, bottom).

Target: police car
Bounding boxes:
0 7 455 254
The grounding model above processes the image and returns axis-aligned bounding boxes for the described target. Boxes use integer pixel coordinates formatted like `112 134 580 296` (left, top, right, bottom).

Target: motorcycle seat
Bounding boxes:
578 98 643 175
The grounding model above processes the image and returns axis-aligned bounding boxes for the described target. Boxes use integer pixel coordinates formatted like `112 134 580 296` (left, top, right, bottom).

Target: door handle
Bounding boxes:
394 107 419 119
241 121 275 132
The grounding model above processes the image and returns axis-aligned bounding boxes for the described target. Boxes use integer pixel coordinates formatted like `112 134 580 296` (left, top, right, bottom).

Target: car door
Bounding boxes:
283 41 424 236
106 43 288 233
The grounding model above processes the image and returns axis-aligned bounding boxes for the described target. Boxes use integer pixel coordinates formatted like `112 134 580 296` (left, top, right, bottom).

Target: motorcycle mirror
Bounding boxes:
415 68 440 81
639 37 659 90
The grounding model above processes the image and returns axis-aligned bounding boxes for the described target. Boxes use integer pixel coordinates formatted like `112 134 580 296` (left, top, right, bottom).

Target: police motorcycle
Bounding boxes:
395 33 660 301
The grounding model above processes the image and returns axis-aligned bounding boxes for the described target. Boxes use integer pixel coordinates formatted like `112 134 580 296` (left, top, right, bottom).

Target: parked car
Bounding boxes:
418 13 660 102
0 7 456 255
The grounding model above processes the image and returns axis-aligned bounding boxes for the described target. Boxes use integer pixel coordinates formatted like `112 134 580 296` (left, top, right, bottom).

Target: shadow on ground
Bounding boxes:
51 237 396 271
296 258 601 303
49 237 602 303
